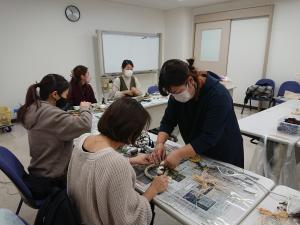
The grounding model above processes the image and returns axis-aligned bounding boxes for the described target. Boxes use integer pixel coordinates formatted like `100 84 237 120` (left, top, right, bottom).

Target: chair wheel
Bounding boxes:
2 126 12 132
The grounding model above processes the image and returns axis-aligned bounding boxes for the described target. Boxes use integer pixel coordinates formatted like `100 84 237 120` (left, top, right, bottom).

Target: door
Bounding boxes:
194 20 231 75
227 17 269 105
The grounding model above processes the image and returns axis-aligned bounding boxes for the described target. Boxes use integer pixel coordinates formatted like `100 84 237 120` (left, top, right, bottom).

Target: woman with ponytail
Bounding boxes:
151 59 244 169
68 65 97 106
17 74 92 199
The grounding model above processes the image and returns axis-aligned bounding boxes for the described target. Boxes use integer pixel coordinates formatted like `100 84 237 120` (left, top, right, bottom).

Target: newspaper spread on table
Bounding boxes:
134 143 271 225
87 113 272 225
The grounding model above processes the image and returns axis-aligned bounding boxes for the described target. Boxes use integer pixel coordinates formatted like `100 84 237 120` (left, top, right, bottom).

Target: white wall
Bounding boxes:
227 17 269 105
164 7 193 61
266 0 300 92
0 0 164 109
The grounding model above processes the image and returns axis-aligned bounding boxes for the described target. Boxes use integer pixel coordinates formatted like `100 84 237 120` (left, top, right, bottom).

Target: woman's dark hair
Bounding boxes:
121 59 134 69
17 74 69 123
70 65 88 85
158 58 199 96
98 97 151 144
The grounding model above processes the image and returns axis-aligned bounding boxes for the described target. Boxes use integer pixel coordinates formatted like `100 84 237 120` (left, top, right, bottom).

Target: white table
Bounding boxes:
91 96 168 131
221 81 236 98
141 96 168 130
238 100 300 145
241 185 300 225
238 100 300 189
134 133 275 225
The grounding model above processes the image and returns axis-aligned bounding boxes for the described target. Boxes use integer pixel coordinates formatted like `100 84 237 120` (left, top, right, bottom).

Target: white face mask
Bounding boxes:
172 85 193 103
85 74 91 83
124 69 133 78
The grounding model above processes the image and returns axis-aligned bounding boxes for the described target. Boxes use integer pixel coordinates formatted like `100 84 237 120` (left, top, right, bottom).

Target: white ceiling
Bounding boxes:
104 0 236 10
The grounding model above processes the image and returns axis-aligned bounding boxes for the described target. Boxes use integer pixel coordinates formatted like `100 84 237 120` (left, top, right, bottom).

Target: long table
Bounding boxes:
241 185 300 225
134 134 275 225
221 81 236 98
89 110 278 225
86 90 300 225
91 95 168 131
238 100 300 145
141 96 168 130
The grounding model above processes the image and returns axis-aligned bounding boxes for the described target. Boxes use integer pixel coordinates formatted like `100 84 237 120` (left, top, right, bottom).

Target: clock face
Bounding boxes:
65 5 80 22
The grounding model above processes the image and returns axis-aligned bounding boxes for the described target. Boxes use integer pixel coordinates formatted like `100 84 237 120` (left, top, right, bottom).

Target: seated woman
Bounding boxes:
68 65 97 106
110 59 143 99
17 74 92 199
67 97 168 225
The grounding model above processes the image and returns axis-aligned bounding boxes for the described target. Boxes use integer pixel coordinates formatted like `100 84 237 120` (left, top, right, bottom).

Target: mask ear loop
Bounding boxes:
187 76 198 96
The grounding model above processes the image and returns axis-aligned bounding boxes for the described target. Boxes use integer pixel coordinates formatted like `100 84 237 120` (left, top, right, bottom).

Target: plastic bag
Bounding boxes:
249 139 265 176
249 138 299 189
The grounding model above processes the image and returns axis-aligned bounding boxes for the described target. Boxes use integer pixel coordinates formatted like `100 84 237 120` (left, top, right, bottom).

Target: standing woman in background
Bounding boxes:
17 74 92 199
110 59 143 99
68 65 97 106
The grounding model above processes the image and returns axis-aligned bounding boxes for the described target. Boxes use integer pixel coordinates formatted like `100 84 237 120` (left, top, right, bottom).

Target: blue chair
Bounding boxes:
147 85 159 94
274 81 300 105
241 79 275 114
0 146 44 215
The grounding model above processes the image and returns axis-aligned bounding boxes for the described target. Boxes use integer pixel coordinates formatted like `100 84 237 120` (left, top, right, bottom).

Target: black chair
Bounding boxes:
241 79 275 114
0 146 44 215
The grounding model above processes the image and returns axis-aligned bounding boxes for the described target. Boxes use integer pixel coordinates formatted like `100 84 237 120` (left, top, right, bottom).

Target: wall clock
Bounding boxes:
65 5 80 22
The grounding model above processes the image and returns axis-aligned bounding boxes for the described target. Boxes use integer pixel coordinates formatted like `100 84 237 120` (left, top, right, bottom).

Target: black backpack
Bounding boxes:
34 188 83 225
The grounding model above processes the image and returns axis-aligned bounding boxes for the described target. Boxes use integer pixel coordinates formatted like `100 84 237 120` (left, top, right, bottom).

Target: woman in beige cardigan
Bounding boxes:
67 97 168 225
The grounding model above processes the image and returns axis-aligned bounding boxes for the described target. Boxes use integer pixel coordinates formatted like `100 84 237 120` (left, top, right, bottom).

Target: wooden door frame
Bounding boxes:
193 5 274 76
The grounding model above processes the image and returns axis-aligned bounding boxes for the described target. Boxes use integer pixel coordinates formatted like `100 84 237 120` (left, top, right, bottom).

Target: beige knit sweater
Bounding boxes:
67 133 152 225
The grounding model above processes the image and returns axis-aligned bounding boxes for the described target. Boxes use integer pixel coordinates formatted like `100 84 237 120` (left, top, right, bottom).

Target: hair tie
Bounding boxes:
186 58 195 72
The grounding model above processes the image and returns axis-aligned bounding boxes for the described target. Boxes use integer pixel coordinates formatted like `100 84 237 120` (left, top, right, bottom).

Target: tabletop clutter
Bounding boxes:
112 132 283 225
277 117 300 135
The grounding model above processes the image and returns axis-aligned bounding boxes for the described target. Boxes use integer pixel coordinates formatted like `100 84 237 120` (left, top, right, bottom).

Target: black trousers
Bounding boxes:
23 173 66 200
150 201 155 225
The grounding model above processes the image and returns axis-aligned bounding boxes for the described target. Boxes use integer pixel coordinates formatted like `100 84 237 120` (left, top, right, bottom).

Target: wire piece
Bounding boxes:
144 161 168 180
257 207 288 219
192 169 219 190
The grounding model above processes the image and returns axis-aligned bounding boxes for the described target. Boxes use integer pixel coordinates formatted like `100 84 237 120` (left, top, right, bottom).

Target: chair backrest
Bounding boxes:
147 85 159 94
255 79 275 90
0 146 34 202
277 81 300 97
34 188 82 225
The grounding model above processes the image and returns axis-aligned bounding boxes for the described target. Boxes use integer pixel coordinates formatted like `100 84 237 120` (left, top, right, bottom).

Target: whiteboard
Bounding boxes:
99 31 160 74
